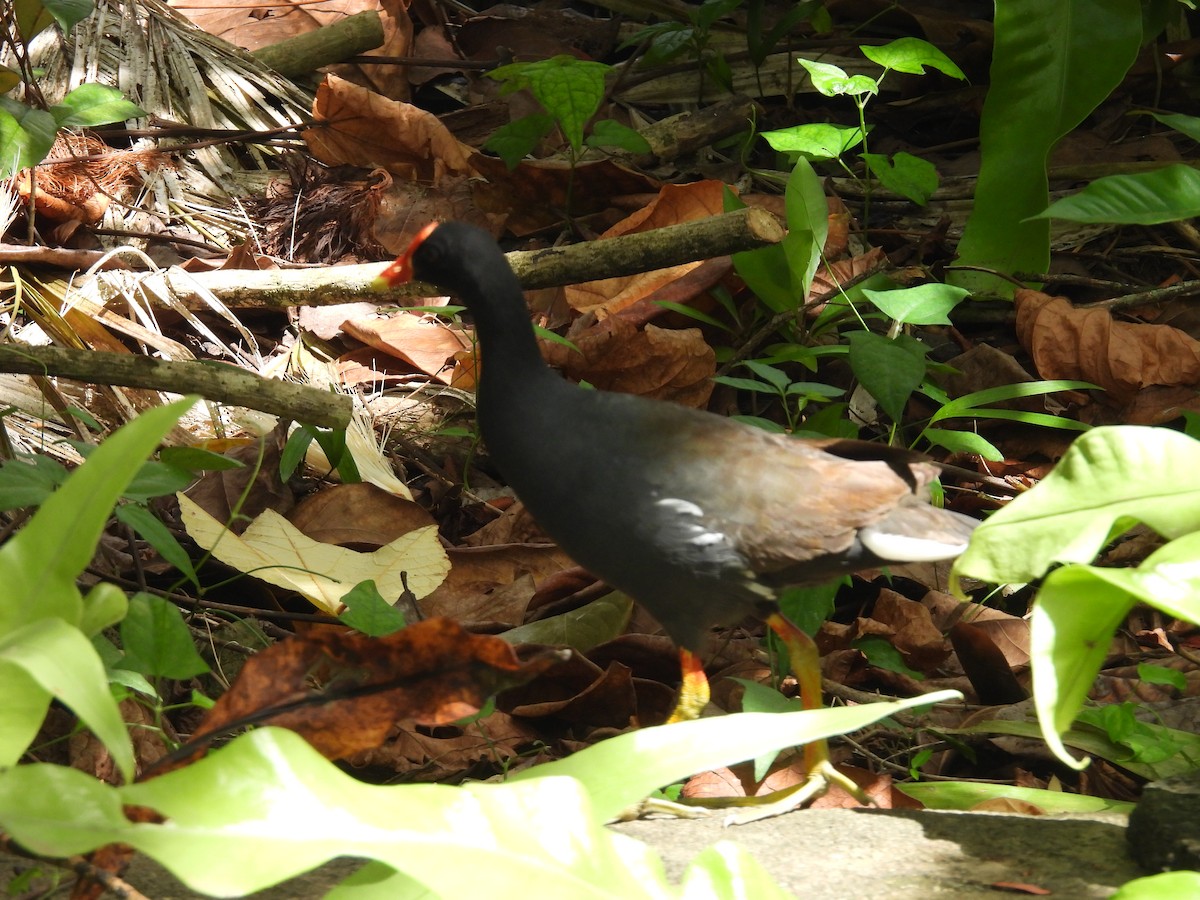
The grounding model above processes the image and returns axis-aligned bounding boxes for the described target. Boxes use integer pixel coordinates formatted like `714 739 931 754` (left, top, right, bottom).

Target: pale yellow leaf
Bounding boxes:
178 493 449 614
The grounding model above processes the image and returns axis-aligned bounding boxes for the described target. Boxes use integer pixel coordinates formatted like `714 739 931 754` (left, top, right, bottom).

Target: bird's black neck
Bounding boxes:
464 266 570 422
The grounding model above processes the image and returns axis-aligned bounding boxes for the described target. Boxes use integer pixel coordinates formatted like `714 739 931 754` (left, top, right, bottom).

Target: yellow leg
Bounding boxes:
666 648 710 723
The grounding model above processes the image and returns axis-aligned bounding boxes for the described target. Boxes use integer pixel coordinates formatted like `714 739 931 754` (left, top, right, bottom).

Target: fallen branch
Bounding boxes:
82 207 785 310
0 345 352 429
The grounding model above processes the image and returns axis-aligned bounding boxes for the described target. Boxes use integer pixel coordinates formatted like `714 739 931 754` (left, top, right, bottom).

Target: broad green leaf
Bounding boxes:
78 582 128 637
951 0 1142 294
0 730 707 899
584 119 651 153
847 331 926 422
760 122 864 159
159 446 244 473
0 397 195 634
861 151 939 205
484 113 555 169
489 56 609 152
797 58 877 97
513 691 961 821
51 84 145 128
1145 109 1200 144
862 282 966 325
0 65 20 95
898 781 1133 814
952 426 1200 589
921 428 1003 461
0 619 132 778
123 460 193 501
0 454 67 510
120 593 209 679
0 663 47 773
501 592 632 651
1136 663 1187 691
1034 163 1200 225
741 359 791 390
340 580 407 636
35 0 94 32
782 157 828 299
0 101 57 177
860 37 966 79
1113 873 1200 900
14 0 55 38
1030 531 1200 768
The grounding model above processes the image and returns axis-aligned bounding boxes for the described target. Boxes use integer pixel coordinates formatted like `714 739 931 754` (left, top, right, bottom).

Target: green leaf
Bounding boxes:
898 781 1133 814
37 0 95 32
339 580 407 636
0 454 68 510
489 57 609 153
847 331 926 422
159 446 244 473
120 593 209 680
113 503 198 588
861 282 966 325
797 58 878 97
1029 532 1200 768
280 426 314 480
513 690 962 821
1144 109 1200 144
854 636 921 679
782 157 829 300
1136 663 1187 691
0 397 196 635
711 375 779 395
122 460 193 502
584 119 651 153
1034 163 1200 225
79 582 129 637
0 100 57 177
484 113 555 169
0 65 20 95
741 359 791 391
861 151 939 205
0 619 133 778
921 428 1003 461
500 592 632 651
928 379 1097 424
951 0 1142 294
760 122 865 159
952 426 1200 589
860 37 966 79
51 84 144 128
1113 873 1200 900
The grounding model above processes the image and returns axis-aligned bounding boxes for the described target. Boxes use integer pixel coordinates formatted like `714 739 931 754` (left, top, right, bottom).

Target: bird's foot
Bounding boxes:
722 759 871 826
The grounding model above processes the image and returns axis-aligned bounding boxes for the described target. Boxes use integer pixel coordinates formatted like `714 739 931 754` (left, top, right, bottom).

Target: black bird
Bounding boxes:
377 221 976 811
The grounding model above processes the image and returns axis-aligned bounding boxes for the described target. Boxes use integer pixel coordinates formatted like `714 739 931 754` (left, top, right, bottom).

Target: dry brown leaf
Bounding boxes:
341 311 472 383
289 483 437 547
306 75 476 182
1015 289 1200 402
565 180 728 314
193 618 563 760
545 319 716 407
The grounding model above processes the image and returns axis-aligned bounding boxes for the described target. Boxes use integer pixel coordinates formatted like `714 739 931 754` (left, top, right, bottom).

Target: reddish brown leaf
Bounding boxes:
194 618 564 760
1015 289 1200 402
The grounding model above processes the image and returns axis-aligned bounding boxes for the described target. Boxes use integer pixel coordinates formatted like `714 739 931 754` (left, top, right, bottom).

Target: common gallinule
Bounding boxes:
377 221 977 811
